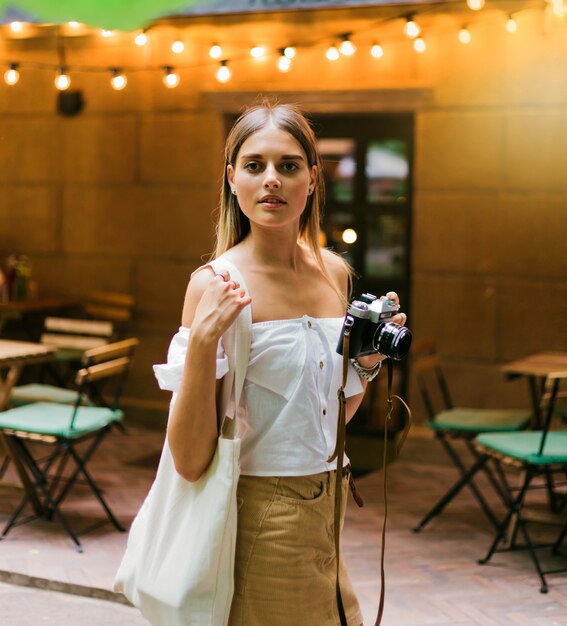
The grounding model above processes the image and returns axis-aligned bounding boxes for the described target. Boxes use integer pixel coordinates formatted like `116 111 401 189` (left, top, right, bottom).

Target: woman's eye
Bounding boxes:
244 162 260 172
281 162 299 172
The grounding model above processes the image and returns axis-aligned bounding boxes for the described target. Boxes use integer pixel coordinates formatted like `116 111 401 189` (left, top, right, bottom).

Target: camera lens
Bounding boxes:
372 322 412 361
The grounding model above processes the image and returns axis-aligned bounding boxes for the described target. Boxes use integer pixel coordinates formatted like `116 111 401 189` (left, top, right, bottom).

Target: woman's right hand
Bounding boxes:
190 270 252 341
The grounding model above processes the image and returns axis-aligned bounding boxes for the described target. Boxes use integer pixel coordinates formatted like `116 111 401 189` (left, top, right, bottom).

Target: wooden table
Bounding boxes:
502 351 567 428
501 351 567 514
0 340 56 513
0 298 79 339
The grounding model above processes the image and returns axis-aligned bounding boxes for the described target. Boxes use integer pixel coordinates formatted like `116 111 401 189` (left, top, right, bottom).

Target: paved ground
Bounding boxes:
0 424 565 625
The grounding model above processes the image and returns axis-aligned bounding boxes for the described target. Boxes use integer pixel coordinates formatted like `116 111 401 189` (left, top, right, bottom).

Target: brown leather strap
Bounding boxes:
330 324 412 626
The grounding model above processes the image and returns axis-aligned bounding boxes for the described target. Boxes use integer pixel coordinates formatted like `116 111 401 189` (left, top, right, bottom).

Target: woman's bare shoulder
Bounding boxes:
181 264 216 327
319 248 350 293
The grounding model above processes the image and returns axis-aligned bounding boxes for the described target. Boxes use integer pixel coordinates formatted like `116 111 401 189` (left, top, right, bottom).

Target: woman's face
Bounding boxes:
227 125 317 233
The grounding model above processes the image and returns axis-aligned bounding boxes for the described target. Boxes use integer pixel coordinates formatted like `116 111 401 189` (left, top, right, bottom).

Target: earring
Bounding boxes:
308 187 314 196
231 188 237 195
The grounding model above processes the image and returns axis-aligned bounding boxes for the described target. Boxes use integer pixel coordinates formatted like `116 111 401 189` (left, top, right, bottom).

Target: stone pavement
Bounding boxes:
0 424 565 625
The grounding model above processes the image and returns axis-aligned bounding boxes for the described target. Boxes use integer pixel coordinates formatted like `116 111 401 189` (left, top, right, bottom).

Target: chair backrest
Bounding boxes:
412 350 454 421
84 292 134 324
41 317 114 352
70 338 139 429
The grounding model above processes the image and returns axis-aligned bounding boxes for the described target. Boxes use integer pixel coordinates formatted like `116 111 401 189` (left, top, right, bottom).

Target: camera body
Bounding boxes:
337 293 412 361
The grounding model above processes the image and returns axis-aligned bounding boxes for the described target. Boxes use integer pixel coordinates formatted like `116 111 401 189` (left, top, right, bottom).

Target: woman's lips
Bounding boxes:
259 196 286 207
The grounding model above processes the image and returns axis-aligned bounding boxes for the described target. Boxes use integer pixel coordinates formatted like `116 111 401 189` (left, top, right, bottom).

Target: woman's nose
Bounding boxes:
263 164 281 189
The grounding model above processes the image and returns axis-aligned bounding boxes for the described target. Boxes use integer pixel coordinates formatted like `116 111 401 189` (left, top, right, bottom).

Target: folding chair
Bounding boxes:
10 316 114 405
476 376 567 593
0 338 138 552
412 347 532 532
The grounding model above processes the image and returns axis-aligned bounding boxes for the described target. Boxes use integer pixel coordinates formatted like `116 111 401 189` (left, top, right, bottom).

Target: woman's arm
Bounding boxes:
167 267 251 482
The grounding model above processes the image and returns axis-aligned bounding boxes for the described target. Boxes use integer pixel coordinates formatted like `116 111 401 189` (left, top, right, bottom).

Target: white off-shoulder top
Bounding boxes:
153 315 363 476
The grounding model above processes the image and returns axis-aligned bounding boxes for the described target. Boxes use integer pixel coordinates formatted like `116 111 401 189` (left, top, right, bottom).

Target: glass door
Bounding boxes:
314 113 414 432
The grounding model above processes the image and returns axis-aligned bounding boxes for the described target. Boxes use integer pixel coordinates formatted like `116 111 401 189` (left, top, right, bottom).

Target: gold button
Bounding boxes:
319 361 324 369
323 409 327 415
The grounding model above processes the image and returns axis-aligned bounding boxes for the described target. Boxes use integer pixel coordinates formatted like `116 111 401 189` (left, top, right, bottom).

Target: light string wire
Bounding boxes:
0 0 557 83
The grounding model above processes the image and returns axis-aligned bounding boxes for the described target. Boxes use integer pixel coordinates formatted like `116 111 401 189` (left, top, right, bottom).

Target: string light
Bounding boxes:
101 29 115 38
277 50 292 72
9 21 23 34
54 66 71 91
135 31 148 46
209 44 223 59
339 34 356 56
4 63 20 86
405 16 421 38
414 37 427 53
506 15 518 32
110 68 127 90
67 21 80 29
216 60 231 83
326 45 340 61
250 46 266 59
283 47 296 59
162 66 180 88
458 26 472 44
549 0 566 18
371 43 384 58
172 40 185 54
342 229 357 244
467 0 485 10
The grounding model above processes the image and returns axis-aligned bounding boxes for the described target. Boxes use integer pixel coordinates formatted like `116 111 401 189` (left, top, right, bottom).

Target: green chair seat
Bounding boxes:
476 431 567 465
430 408 531 433
10 384 93 407
0 402 122 438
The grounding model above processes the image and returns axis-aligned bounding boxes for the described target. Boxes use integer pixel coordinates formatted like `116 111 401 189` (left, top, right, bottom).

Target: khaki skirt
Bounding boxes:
228 471 363 626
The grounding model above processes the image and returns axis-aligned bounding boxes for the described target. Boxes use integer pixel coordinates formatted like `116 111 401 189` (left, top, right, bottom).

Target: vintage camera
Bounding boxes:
337 293 412 361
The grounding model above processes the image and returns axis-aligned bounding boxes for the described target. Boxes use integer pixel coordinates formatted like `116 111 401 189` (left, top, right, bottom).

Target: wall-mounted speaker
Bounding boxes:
57 90 85 117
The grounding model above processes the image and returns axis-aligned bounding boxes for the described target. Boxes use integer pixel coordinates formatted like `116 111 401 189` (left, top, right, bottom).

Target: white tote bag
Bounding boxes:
114 258 251 626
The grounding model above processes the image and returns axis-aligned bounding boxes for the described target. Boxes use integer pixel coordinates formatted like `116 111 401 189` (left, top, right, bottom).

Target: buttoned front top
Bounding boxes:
154 315 363 477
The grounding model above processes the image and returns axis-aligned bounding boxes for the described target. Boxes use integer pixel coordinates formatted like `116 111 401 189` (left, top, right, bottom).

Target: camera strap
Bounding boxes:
328 324 412 626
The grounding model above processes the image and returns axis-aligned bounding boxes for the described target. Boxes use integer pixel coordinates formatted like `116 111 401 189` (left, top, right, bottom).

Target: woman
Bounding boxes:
156 103 406 626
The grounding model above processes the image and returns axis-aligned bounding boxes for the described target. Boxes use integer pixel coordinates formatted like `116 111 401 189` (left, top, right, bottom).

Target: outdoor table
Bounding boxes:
0 297 79 340
501 351 567 514
0 339 57 514
501 351 567 428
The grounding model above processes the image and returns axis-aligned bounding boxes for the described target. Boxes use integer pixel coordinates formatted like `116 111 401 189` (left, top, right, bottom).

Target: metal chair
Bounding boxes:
0 338 138 552
412 344 532 532
476 375 567 593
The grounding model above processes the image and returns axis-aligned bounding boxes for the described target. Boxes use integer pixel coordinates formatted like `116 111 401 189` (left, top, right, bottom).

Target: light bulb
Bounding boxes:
172 40 185 54
414 37 426 53
467 0 485 10
209 44 222 59
163 67 180 88
371 43 384 58
459 27 472 44
55 67 71 91
10 21 23 33
339 35 356 56
284 47 296 59
135 32 148 46
506 16 518 32
216 61 231 83
277 55 292 72
405 17 421 38
342 229 358 244
4 64 19 86
326 45 340 61
250 46 266 59
110 69 127 90
101 29 115 38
